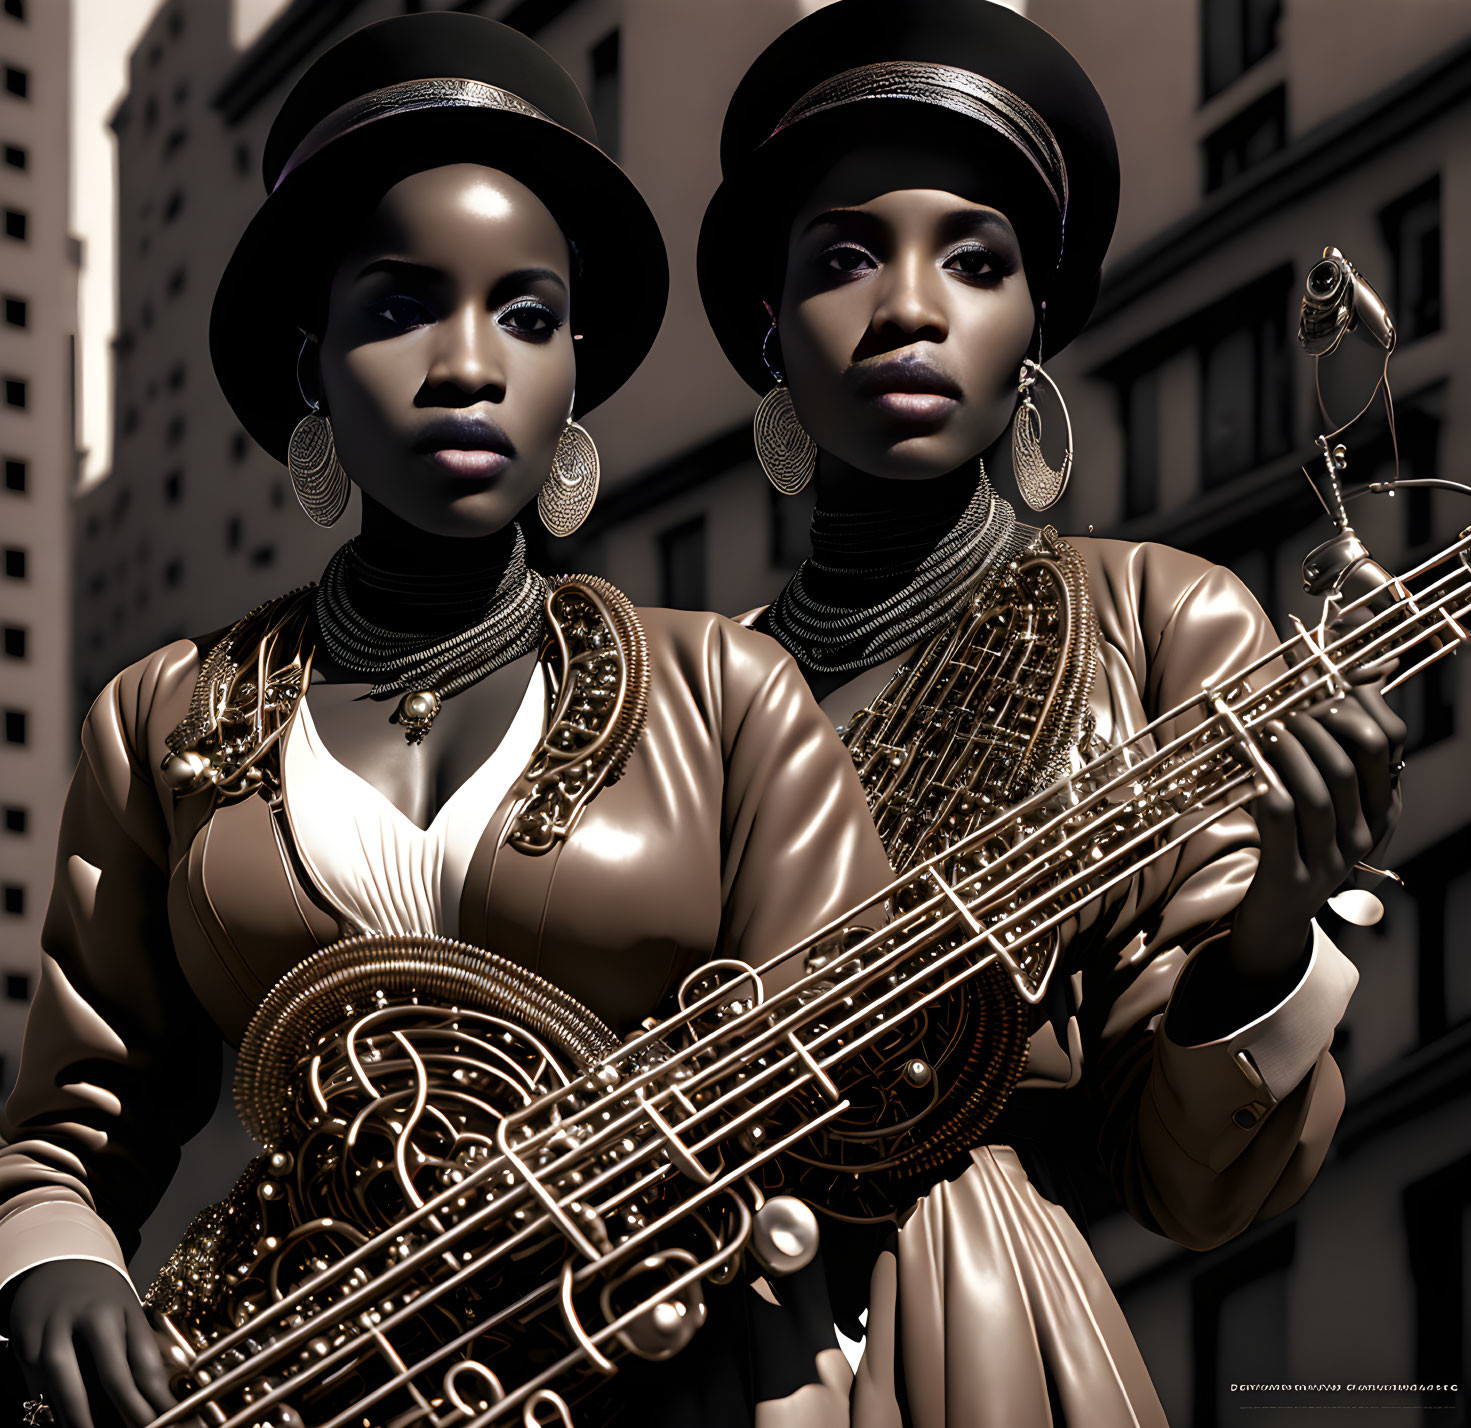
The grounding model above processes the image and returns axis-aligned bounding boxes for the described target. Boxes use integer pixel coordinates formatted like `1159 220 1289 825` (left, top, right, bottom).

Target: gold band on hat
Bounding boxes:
274 77 555 191
768 60 1068 259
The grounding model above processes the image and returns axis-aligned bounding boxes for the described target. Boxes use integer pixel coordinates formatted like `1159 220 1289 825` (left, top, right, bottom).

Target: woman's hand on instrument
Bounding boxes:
1229 672 1406 981
3 1259 188 1428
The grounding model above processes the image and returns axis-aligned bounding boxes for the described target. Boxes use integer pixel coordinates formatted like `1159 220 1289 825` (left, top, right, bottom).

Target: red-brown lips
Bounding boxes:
854 358 963 426
414 416 516 480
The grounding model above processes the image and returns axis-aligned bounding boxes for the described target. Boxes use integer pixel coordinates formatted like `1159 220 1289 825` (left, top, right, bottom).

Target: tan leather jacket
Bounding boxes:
0 602 895 1295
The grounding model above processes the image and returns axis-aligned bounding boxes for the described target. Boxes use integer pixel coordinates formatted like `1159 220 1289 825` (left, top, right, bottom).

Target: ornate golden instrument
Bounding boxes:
115 519 1470 1427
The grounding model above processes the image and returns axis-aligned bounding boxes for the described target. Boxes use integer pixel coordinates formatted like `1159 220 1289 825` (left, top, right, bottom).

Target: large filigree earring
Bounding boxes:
287 402 350 527
538 420 600 537
1010 358 1074 512
753 320 816 495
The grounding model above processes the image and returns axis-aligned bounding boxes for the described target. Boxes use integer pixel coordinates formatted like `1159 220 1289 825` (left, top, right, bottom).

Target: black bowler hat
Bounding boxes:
211 12 668 463
698 0 1119 394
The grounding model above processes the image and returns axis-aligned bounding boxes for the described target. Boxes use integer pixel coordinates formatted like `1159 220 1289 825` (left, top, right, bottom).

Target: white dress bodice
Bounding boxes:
280 669 546 938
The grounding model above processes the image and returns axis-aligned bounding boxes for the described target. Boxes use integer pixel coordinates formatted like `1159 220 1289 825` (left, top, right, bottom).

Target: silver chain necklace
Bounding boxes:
314 527 548 743
765 463 1029 675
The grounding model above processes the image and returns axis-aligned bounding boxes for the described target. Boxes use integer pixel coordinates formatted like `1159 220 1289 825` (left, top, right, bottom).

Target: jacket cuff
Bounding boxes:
1151 922 1357 1171
0 1200 136 1338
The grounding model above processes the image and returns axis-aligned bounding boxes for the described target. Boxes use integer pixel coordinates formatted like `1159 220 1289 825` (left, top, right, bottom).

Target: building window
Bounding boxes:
225 515 242 551
121 405 139 436
1404 1153 1471 1414
3 295 24 327
2 709 23 743
1380 176 1442 344
166 416 185 447
1405 831 1471 1042
172 78 188 106
167 362 185 391
163 470 183 503
166 265 186 298
3 208 25 241
1201 0 1281 100
1203 85 1286 192
2 625 24 658
1 885 22 916
4 971 27 999
768 482 814 568
4 377 26 409
249 544 275 568
659 516 707 610
1 805 24 833
1198 271 1292 486
162 126 187 159
3 457 25 491
234 140 250 177
3 65 27 99
162 189 184 225
3 0 26 19
163 559 183 588
2 546 24 578
231 430 249 463
1118 367 1162 519
1192 1225 1295 1427
270 480 286 508
2 143 24 169
590 29 621 162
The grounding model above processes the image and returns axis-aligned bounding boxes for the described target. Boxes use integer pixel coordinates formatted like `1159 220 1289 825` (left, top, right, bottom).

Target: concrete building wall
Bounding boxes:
0 0 75 1101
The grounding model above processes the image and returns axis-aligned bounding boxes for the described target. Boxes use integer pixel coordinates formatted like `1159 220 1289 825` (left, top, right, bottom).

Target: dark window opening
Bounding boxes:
1192 1225 1296 1427
167 7 183 38
3 0 26 20
1198 270 1293 486
659 516 707 610
1119 367 1161 519
121 405 139 436
1 885 22 915
3 295 25 327
3 208 26 241
161 189 184 225
249 544 275 569
1201 0 1281 100
233 140 250 176
1203 85 1286 192
163 559 183 588
1 805 24 833
270 481 286 508
1404 1153 1471 1421
3 458 25 491
231 430 249 462
225 515 242 551
166 265 186 298
768 481 815 569
165 415 185 446
167 362 185 391
1405 829 1471 1045
4 971 28 999
590 29 621 163
1380 176 1442 344
2 143 25 169
172 78 188 105
2 625 24 658
3 65 28 99
2 546 24 578
4 377 27 409
140 302 153 331
163 470 183 504
143 93 157 131
162 126 187 159
3 709 26 744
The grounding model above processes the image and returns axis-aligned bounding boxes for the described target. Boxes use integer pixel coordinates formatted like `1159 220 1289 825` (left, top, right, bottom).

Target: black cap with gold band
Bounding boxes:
211 12 668 464
697 0 1117 395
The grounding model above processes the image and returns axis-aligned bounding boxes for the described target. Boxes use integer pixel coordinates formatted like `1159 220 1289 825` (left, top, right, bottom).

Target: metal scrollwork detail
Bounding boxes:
507 576 650 854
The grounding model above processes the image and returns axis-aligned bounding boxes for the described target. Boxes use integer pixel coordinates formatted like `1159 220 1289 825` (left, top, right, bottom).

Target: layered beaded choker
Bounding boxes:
314 525 548 743
763 463 1030 675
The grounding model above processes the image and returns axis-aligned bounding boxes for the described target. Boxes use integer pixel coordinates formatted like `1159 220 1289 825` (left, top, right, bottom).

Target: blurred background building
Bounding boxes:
0 0 77 1104
3 0 1468 1421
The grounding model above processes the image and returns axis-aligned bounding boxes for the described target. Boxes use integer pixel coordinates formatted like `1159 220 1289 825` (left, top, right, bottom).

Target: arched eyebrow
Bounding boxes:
936 208 1019 245
352 258 569 298
798 208 883 239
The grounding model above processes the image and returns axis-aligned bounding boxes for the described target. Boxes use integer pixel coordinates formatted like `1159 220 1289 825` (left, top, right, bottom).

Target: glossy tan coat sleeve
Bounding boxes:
0 649 222 1295
1074 539 1356 1251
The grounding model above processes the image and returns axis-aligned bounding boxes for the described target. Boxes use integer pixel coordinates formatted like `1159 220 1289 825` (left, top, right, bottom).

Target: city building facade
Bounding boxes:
0 0 76 1102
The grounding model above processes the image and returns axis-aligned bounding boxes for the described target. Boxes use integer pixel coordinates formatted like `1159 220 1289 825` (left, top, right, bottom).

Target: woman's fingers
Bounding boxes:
1259 719 1337 872
34 1325 94 1428
1285 708 1375 861
124 1306 180 1418
76 1306 160 1428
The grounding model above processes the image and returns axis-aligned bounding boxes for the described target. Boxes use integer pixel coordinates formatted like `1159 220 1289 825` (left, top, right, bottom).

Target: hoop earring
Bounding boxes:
753 321 815 495
287 403 349 527
538 421 600 537
1010 358 1073 512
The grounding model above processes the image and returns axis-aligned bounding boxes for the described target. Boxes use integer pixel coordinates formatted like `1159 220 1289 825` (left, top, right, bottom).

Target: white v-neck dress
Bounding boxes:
281 668 546 939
